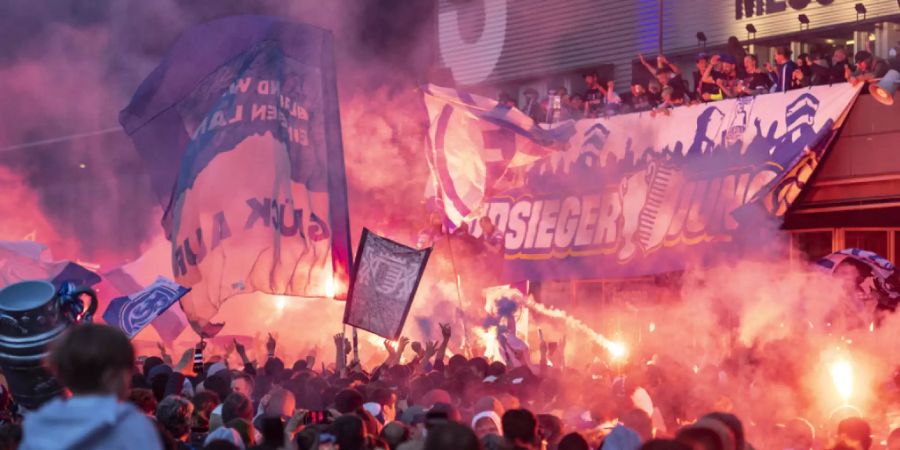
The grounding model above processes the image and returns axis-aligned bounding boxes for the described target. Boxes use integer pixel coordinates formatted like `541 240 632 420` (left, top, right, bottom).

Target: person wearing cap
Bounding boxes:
848 50 889 86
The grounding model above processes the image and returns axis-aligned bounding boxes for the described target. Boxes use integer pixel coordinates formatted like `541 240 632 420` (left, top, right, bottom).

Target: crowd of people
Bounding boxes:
0 321 896 450
505 37 891 123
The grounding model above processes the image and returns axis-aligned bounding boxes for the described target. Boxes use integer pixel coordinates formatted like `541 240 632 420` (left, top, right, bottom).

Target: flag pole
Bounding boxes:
446 236 472 357
352 327 360 364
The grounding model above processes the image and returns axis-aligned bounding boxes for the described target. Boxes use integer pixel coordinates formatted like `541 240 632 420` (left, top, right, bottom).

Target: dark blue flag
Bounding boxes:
119 16 353 328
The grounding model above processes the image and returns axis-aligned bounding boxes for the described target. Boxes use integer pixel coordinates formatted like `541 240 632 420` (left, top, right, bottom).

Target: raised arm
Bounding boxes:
334 333 347 376
638 54 657 76
433 323 452 371
417 340 438 374
658 54 681 75
701 55 719 83
392 336 410 366
233 338 257 375
157 342 173 366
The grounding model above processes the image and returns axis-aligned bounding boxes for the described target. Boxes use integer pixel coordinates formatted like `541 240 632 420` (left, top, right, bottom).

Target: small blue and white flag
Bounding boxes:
103 276 190 339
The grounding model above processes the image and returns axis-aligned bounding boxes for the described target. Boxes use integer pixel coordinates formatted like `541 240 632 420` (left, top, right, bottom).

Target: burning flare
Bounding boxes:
474 326 502 362
607 341 628 361
325 273 336 298
830 359 854 402
522 295 626 361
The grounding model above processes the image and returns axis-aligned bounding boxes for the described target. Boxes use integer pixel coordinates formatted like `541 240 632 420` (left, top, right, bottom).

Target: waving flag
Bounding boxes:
120 17 352 327
344 229 432 339
103 276 190 339
103 264 189 342
422 85 571 227
0 241 99 289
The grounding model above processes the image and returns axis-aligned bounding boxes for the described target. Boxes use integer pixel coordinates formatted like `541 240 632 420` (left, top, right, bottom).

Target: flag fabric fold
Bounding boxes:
422 84 572 228
120 16 352 327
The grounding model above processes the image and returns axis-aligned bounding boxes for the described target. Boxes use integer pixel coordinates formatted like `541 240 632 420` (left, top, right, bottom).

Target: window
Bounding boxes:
794 231 833 261
844 230 888 257
895 231 900 265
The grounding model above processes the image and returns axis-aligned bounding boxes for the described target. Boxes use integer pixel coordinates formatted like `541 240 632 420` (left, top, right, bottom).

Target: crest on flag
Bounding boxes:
103 276 190 339
344 229 432 339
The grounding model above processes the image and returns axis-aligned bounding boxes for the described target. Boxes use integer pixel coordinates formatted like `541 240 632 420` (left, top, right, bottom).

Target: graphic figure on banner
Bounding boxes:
424 83 862 280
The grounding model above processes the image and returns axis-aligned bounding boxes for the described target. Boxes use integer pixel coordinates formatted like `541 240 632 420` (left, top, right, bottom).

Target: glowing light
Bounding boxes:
648 322 656 333
830 359 854 402
607 341 627 361
275 295 287 312
692 364 700 374
325 274 336 298
474 326 501 361
78 163 86 169
869 322 875 333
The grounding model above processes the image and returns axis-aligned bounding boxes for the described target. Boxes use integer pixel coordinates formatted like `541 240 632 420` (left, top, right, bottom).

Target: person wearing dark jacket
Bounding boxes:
773 46 798 92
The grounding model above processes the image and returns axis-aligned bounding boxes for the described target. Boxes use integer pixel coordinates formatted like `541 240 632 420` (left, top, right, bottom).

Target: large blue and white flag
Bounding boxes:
120 17 353 327
103 276 190 339
424 84 863 281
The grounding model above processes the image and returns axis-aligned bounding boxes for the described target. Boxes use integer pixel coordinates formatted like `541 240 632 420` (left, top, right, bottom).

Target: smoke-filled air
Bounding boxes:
1 1 899 450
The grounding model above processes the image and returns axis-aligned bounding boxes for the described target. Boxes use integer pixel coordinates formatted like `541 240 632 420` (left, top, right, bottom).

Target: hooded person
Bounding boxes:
601 425 642 450
20 324 163 450
472 411 503 439
676 418 737 450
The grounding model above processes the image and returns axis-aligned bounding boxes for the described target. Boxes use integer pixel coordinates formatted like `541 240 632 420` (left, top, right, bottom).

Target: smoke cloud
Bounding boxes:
2 4 897 446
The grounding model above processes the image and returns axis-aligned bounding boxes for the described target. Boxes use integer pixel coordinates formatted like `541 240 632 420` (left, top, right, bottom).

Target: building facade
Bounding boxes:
433 1 900 329
435 0 900 96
